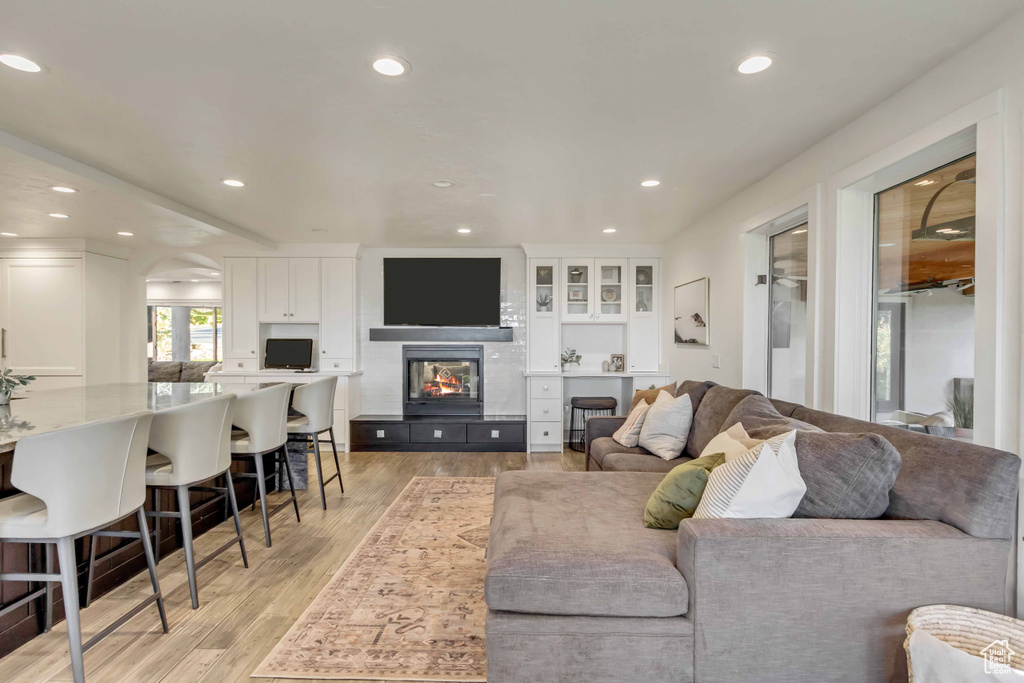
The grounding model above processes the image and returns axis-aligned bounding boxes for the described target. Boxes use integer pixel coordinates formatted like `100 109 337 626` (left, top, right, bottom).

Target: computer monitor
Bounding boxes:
264 338 313 370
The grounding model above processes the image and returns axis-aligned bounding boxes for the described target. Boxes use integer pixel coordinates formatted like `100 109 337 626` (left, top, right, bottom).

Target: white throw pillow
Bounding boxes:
638 391 693 460
693 431 806 519
700 422 762 461
612 399 650 447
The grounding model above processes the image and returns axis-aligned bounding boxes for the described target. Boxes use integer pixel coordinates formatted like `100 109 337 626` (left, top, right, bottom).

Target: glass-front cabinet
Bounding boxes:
529 259 561 371
594 258 628 323
561 259 593 322
628 259 660 371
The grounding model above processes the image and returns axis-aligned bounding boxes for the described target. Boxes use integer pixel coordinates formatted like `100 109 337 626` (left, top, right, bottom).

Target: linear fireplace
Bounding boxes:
403 345 484 416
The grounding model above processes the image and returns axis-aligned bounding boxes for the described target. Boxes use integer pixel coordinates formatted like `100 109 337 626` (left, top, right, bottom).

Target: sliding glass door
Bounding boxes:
767 224 808 404
871 154 975 440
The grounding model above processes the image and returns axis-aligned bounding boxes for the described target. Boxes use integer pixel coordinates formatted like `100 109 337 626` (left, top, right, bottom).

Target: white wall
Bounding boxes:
903 288 976 416
358 247 527 415
146 280 222 304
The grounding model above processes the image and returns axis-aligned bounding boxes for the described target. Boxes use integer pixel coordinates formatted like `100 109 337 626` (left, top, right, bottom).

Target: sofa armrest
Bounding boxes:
676 518 1011 682
584 416 625 454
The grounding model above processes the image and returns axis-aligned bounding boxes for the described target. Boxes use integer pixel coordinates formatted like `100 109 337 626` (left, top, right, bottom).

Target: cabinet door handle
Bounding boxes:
542 408 549 414
289 313 294 316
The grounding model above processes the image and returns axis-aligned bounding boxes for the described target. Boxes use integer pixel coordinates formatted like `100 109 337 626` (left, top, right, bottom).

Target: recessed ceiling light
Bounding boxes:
603 228 616 233
640 179 660 188
51 186 76 193
914 179 936 186
0 54 42 73
222 179 245 187
737 55 773 74
479 193 497 198
879 242 896 247
210 271 219 276
372 56 409 77
0 232 18 237
457 228 471 234
117 231 133 236
48 213 68 218
190 279 200 283
433 179 454 188
792 229 807 234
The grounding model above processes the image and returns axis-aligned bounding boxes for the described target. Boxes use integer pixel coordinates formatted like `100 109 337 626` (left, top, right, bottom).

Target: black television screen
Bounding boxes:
384 258 501 326
265 338 313 369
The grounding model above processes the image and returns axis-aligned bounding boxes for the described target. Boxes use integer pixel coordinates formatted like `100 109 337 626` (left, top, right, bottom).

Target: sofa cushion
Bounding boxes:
630 382 677 410
589 436 650 470
486 471 688 617
792 432 901 519
687 386 762 458
722 394 822 440
602 452 682 472
180 361 216 382
148 361 182 382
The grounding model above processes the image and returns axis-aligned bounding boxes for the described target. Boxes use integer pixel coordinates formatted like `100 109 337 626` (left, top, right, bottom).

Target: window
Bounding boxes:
767 224 808 403
147 306 222 362
872 154 975 439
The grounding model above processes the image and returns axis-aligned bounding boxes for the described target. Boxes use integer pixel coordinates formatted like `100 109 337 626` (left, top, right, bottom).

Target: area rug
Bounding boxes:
252 477 493 681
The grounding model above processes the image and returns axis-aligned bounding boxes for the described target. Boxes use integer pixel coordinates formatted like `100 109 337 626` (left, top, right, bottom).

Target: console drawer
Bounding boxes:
530 421 563 445
530 380 562 399
530 398 562 421
410 423 467 444
351 423 410 444
467 423 525 444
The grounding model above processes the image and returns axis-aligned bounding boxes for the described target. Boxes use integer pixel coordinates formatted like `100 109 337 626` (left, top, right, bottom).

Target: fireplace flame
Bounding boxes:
424 366 463 396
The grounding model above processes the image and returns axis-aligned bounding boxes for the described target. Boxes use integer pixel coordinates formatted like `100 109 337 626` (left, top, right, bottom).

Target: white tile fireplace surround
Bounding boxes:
358 247 527 416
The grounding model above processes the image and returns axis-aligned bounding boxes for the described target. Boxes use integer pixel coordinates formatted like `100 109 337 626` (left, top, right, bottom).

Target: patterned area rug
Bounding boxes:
252 477 493 681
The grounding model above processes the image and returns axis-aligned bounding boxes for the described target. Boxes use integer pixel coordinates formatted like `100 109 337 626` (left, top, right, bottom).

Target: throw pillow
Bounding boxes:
644 453 727 529
693 431 806 519
792 432 901 518
638 391 693 460
699 422 762 461
631 382 678 410
722 394 823 440
612 399 650 447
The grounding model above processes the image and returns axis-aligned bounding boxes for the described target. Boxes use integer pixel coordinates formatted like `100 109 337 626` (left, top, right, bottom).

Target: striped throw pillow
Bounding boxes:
692 431 806 519
612 399 650 447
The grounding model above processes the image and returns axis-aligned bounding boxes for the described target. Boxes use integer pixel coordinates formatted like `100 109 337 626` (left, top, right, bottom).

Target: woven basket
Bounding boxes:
905 605 1024 681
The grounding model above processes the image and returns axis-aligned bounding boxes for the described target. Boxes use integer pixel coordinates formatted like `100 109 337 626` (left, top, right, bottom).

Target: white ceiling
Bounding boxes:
0 0 1020 248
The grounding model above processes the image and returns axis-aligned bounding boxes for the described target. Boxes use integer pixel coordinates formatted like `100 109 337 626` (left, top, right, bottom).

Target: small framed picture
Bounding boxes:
610 354 625 372
568 289 584 301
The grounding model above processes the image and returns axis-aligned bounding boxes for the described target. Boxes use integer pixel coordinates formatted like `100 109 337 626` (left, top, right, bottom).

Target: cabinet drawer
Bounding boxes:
351 423 410 444
320 357 354 371
530 421 563 445
530 398 561 421
224 359 258 372
530 380 562 399
410 423 467 444
467 423 525 444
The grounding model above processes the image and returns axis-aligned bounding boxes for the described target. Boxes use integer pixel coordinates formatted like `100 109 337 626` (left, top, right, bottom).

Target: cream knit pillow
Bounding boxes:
612 399 650 447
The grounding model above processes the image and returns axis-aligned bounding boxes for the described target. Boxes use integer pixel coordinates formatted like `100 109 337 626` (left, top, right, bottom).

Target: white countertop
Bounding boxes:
523 371 669 378
208 369 363 377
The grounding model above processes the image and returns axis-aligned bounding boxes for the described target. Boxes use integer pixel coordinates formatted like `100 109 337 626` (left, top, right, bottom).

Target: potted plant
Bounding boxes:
946 383 974 440
561 348 582 372
0 369 35 405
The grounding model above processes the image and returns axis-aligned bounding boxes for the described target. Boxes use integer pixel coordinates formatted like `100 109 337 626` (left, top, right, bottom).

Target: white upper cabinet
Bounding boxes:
627 259 660 372
289 258 321 323
223 257 259 359
561 259 594 322
528 259 560 372
0 259 83 375
594 258 628 323
320 257 356 366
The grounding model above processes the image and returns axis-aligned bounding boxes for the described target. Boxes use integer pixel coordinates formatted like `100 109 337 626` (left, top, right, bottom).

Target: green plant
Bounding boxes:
946 384 974 430
561 348 582 366
0 368 35 394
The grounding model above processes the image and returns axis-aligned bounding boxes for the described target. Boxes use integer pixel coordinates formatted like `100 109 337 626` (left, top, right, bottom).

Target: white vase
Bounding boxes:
0 391 11 406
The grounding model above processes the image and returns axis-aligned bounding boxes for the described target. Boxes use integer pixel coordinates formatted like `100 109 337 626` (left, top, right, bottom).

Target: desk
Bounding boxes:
523 371 670 452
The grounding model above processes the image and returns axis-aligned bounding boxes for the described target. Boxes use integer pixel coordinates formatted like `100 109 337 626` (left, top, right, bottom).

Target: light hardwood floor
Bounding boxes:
0 448 583 683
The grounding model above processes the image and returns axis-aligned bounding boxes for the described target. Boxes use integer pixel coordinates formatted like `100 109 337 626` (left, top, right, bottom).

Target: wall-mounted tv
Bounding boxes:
384 258 501 327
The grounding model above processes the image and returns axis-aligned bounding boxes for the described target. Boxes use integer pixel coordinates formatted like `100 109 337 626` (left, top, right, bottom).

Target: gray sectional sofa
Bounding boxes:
484 381 1019 682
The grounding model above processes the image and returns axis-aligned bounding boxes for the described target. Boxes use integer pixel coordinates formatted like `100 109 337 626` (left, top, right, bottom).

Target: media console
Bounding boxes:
349 414 527 452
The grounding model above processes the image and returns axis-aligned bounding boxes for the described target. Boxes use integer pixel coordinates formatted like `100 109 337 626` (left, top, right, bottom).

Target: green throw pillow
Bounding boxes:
643 453 727 529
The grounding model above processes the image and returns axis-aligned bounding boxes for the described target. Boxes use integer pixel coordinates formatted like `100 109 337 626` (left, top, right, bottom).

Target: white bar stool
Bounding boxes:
286 376 344 510
0 413 166 683
84 395 247 610
230 383 298 547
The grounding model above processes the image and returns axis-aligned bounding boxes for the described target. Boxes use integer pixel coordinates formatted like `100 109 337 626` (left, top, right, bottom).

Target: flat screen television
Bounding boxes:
383 258 501 326
264 338 313 369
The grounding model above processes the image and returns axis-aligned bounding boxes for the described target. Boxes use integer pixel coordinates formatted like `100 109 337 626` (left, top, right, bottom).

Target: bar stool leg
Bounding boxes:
44 543 53 632
56 536 85 683
328 427 344 494
136 509 168 633
176 485 199 609
153 490 162 562
311 436 327 510
279 447 301 522
84 536 98 607
224 470 248 568
253 454 272 547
